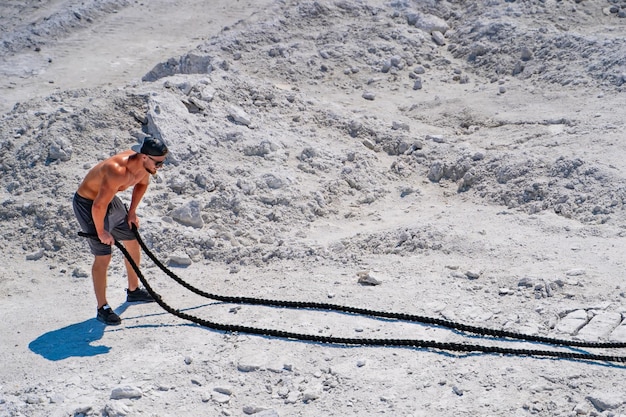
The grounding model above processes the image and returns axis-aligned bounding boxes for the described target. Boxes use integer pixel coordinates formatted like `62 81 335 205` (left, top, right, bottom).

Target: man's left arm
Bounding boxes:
127 180 149 228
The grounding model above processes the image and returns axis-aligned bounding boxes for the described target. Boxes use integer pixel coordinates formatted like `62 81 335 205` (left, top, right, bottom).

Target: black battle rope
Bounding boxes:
78 231 626 363
128 231 626 350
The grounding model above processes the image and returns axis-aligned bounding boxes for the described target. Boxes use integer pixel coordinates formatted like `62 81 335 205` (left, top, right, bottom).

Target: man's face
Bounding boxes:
144 155 166 175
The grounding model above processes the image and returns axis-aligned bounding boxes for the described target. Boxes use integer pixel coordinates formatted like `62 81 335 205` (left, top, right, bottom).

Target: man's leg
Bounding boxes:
92 254 112 309
121 239 155 303
121 239 141 291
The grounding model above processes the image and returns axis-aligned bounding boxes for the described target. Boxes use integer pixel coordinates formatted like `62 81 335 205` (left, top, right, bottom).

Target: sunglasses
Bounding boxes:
148 156 165 167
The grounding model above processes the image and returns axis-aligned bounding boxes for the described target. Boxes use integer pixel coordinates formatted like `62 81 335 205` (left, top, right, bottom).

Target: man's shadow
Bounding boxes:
28 304 130 361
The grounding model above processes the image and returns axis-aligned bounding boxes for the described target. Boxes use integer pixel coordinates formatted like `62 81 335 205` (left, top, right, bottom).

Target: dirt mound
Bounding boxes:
2 0 626 265
0 0 129 55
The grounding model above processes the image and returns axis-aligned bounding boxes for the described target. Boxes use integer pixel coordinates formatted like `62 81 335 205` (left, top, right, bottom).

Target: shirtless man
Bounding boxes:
73 137 168 325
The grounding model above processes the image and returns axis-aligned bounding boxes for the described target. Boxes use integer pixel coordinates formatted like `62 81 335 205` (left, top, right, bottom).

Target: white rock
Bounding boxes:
465 270 481 279
285 391 300 404
357 270 381 286
170 200 204 228
555 309 588 335
576 312 622 341
104 401 131 417
228 105 252 126
302 387 321 402
25 394 43 404
214 386 233 396
168 252 192 267
431 30 446 46
237 360 261 372
212 392 231 404
110 385 142 400
586 392 625 411
71 407 93 417
49 142 72 162
242 404 267 414
406 12 450 34
609 318 626 342
25 248 45 261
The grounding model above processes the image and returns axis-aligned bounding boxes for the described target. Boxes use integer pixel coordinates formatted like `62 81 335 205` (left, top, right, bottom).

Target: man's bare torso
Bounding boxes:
77 150 150 201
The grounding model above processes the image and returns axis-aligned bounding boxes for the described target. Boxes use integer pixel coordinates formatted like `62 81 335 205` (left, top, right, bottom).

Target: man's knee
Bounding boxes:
121 239 140 254
93 254 112 267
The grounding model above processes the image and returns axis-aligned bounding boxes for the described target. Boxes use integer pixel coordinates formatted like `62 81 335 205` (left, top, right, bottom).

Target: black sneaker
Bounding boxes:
97 305 121 325
126 287 155 303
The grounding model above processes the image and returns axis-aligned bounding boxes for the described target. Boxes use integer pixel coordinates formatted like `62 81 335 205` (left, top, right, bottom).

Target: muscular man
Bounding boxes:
73 137 168 325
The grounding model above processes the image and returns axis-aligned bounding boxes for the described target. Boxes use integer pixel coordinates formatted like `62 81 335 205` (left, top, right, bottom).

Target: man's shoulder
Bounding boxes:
102 153 132 176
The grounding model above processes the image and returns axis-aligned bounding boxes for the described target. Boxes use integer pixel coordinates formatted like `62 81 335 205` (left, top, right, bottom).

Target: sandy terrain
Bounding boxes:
0 0 274 113
2 0 626 416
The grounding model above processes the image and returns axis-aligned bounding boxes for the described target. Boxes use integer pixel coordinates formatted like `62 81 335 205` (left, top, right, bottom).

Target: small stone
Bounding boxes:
237 361 261 372
450 271 466 279
518 277 534 288
242 405 267 414
168 252 192 267
104 401 131 417
302 388 321 402
425 134 445 143
285 391 300 404
362 138 377 150
228 105 251 126
212 392 231 404
171 200 204 228
49 394 65 404
25 394 43 404
110 385 142 400
48 142 72 161
431 30 446 46
26 248 45 261
391 121 410 131
214 386 233 396
465 270 481 280
586 392 624 411
72 405 92 415
357 270 381 286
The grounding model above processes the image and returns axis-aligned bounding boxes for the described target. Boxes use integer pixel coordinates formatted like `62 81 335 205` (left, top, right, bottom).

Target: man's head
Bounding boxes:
132 136 168 156
132 137 168 175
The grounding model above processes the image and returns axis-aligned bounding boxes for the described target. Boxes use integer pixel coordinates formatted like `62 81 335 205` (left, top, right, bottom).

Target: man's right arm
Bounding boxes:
92 166 122 245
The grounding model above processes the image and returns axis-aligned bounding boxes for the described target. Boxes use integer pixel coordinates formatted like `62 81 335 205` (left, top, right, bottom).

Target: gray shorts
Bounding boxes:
73 192 136 256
